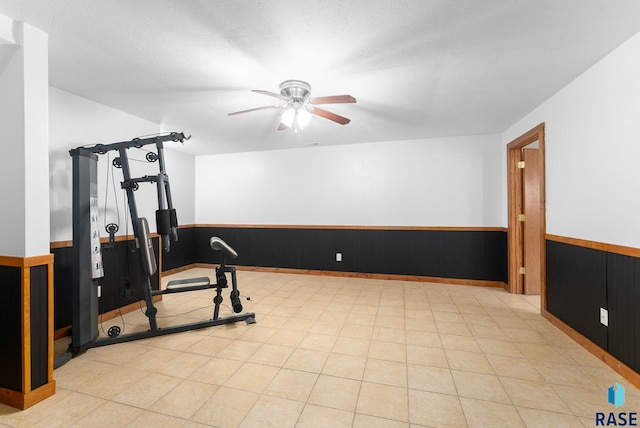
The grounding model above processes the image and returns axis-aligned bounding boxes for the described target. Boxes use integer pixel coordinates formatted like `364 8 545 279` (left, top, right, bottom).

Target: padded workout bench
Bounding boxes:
90 236 255 348
153 237 247 321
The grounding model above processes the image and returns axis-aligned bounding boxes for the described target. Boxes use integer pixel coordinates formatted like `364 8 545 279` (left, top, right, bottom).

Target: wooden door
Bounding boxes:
523 147 541 294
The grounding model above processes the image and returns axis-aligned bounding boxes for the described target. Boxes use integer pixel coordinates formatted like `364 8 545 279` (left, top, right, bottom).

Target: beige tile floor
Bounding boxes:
1 268 639 427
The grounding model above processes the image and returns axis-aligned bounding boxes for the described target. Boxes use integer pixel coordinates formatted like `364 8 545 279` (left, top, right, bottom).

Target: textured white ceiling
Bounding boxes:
1 0 640 155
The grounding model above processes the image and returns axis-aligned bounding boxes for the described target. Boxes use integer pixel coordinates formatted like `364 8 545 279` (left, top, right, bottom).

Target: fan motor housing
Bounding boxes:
279 80 311 100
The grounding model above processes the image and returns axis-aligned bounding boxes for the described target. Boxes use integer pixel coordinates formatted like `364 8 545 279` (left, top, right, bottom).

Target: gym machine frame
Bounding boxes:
68 132 255 355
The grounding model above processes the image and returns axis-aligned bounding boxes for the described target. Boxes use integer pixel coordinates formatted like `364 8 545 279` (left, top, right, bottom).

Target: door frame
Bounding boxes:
507 123 546 307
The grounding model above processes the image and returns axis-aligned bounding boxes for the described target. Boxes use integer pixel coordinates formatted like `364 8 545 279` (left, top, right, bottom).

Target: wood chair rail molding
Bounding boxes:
547 234 640 259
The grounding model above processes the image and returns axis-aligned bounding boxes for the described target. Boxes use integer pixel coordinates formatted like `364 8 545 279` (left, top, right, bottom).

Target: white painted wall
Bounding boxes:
195 135 503 227
23 23 50 257
47 29 640 244
0 20 49 257
0 13 15 44
0 19 26 256
502 31 640 248
0 13 18 76
49 87 195 242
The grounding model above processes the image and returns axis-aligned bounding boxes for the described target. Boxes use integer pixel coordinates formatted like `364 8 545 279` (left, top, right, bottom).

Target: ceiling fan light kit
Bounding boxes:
229 79 356 132
282 105 311 130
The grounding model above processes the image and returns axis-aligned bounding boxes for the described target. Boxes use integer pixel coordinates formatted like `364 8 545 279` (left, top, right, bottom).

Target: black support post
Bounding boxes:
69 148 100 354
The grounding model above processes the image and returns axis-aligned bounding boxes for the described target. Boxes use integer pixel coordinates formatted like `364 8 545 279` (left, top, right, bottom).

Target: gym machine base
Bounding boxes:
65 132 256 357
92 236 256 348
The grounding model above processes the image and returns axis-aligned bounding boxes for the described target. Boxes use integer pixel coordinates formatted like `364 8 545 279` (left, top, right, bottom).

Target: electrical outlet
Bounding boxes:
600 308 608 326
336 252 342 262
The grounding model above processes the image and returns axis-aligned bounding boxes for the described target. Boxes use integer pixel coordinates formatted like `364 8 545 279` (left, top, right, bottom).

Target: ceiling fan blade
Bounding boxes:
228 105 278 116
310 108 351 125
309 95 356 105
252 89 288 100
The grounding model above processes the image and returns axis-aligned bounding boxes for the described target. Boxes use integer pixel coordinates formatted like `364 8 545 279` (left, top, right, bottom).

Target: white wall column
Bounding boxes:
0 16 49 257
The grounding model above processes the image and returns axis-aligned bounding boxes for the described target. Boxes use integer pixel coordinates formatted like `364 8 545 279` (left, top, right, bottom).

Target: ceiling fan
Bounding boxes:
228 80 356 132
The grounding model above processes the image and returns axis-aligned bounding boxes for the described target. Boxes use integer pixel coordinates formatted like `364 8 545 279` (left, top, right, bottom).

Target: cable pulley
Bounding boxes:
104 223 119 252
105 223 119 234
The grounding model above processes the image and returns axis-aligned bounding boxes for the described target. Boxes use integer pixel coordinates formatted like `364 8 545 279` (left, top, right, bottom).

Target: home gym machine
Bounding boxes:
67 132 255 356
